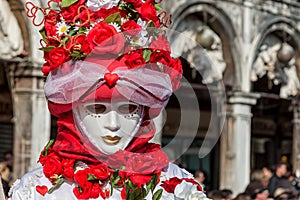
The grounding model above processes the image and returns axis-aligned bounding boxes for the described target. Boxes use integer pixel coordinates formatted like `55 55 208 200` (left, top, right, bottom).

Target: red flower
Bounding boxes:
167 57 182 91
89 164 109 180
94 7 127 20
121 187 126 200
74 169 90 187
62 167 74 181
61 0 85 22
121 20 142 36
150 35 170 52
73 185 92 199
149 50 171 66
44 10 60 36
90 184 102 199
43 153 62 180
44 47 70 70
41 62 51 76
161 177 182 193
129 174 153 188
87 22 125 55
69 35 91 54
124 50 145 68
124 0 142 8
136 1 159 27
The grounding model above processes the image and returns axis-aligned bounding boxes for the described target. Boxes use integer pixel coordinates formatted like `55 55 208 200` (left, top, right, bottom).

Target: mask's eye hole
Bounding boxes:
118 104 138 114
85 104 106 114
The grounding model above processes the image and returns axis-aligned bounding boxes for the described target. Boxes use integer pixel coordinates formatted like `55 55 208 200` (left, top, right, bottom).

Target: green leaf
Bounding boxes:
39 27 47 41
87 174 97 181
143 49 152 63
48 178 64 194
155 4 163 11
152 189 163 200
61 0 79 8
105 12 121 25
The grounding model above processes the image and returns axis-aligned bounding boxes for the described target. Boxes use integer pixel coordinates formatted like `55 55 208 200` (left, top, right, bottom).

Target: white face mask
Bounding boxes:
75 101 143 155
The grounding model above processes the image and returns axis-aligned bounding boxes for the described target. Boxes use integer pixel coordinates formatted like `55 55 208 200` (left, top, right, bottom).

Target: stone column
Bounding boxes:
220 92 259 195
7 62 50 178
292 100 300 177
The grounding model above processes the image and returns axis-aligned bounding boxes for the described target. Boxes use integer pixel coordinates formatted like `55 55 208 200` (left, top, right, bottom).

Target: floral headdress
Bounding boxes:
25 0 182 91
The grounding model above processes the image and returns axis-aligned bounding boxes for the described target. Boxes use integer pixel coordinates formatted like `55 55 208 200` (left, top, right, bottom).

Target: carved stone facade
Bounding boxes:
2 0 300 196
163 0 300 195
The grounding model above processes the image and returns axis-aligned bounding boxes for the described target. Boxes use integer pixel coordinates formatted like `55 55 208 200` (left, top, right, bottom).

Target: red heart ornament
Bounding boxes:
36 185 48 196
104 73 119 87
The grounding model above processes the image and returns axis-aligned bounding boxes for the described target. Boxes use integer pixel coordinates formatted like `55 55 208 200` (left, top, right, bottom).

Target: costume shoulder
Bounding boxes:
164 162 194 179
8 167 76 200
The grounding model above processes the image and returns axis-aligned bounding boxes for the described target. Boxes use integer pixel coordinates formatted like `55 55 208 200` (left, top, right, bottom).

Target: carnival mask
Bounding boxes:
75 100 143 155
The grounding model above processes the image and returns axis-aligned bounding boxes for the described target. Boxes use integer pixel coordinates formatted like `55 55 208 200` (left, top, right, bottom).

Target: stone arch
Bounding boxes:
250 18 300 98
170 2 240 88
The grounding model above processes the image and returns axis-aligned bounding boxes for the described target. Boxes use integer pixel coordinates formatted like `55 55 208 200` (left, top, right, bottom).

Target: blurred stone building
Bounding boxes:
1 0 300 195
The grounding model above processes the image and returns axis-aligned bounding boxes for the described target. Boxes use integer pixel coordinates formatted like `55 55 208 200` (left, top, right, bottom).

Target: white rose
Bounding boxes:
86 0 120 11
174 180 211 200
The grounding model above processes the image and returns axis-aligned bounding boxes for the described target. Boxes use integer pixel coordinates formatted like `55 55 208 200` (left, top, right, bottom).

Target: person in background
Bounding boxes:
245 181 272 200
195 170 206 189
267 162 297 198
0 151 13 186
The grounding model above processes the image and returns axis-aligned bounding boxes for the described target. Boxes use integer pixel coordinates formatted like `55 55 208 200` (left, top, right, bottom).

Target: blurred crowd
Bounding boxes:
198 162 300 200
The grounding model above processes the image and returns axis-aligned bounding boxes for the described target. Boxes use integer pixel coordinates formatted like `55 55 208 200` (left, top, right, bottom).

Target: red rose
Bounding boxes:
44 47 70 70
74 169 90 187
43 153 62 180
136 1 159 27
161 177 182 193
124 0 142 7
167 57 182 91
61 0 85 22
90 184 102 199
100 188 110 199
73 185 92 199
41 62 51 76
149 50 171 66
150 35 170 52
68 35 91 55
90 164 109 180
78 8 95 27
121 20 142 36
44 10 60 36
129 174 153 188
62 167 74 181
94 7 127 20
87 22 125 55
124 50 145 68
121 187 126 199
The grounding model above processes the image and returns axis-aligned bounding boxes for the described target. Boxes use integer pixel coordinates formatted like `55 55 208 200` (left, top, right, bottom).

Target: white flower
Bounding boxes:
56 21 70 35
110 22 121 32
174 181 211 200
86 0 120 11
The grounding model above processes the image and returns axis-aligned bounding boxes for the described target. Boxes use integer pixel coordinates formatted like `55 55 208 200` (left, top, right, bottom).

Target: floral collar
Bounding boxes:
36 140 165 199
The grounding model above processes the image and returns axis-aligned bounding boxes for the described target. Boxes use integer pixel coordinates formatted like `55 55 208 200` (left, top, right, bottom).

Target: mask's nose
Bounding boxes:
104 111 121 131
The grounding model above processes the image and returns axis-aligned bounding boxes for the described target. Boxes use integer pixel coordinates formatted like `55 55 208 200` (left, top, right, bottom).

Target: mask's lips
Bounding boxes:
102 136 121 145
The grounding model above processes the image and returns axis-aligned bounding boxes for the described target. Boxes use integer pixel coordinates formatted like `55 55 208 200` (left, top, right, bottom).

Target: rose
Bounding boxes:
94 6 126 20
90 183 102 199
124 0 142 8
74 169 92 187
129 174 153 188
87 22 125 55
78 8 95 27
136 1 159 27
61 0 86 22
124 50 145 68
43 153 62 180
150 35 170 52
44 10 60 36
121 20 142 37
149 50 171 66
161 177 182 193
167 57 182 91
89 164 109 180
73 185 92 199
44 47 70 70
70 34 91 54
62 167 74 181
